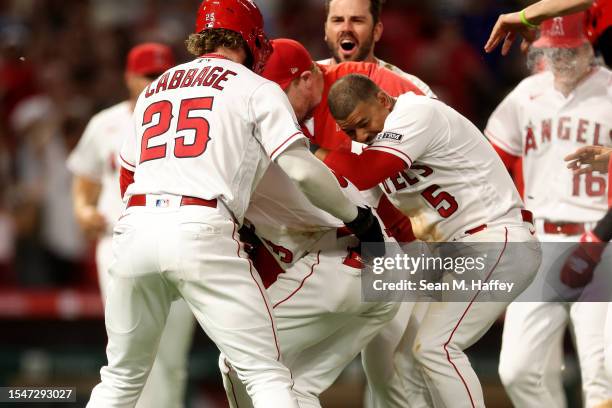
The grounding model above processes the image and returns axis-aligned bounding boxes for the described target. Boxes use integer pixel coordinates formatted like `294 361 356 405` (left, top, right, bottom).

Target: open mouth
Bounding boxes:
340 39 356 51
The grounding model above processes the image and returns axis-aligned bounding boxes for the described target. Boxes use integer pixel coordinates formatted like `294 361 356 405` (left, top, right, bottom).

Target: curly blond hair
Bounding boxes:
185 28 251 65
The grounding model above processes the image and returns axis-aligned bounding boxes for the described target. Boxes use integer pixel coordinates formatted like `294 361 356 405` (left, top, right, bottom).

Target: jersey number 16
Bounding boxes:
572 172 606 197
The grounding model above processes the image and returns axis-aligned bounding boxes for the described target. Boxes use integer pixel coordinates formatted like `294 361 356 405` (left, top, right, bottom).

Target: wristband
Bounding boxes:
520 9 539 29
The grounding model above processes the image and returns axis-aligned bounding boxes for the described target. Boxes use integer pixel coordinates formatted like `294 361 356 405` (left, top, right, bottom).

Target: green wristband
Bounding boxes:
520 9 538 29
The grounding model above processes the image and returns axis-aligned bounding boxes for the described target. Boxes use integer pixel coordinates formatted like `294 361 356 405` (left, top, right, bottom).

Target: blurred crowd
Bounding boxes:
0 0 529 288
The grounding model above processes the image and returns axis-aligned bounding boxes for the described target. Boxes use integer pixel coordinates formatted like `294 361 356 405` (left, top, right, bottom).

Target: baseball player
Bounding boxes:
486 13 612 408
218 38 423 408
260 38 430 407
565 146 612 383
320 0 434 98
86 1 385 407
321 1 435 404
68 43 195 408
324 73 542 408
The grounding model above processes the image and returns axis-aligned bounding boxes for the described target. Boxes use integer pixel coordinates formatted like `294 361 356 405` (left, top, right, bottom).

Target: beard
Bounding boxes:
326 30 375 63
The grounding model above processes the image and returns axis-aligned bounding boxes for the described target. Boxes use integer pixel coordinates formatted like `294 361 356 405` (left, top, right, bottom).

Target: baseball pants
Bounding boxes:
400 223 541 408
362 301 431 408
499 230 612 408
220 230 399 408
87 199 298 408
96 235 195 408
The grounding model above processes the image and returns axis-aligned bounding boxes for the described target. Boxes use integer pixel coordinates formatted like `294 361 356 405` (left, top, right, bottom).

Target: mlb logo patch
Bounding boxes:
155 199 170 208
376 132 403 142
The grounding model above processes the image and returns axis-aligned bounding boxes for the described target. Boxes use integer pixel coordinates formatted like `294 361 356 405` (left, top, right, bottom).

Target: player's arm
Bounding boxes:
255 82 385 250
119 165 135 198
323 148 406 190
276 141 356 222
327 98 442 190
485 0 594 55
72 175 106 239
118 110 138 199
67 116 108 238
565 145 612 175
560 152 611 288
275 141 385 252
376 194 416 243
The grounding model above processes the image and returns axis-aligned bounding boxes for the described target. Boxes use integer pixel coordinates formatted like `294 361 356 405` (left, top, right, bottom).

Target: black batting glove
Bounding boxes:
345 206 386 259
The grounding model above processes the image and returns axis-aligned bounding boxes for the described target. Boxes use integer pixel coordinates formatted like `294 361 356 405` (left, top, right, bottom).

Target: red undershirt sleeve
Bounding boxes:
491 143 519 171
120 166 135 199
376 194 416 242
323 148 408 190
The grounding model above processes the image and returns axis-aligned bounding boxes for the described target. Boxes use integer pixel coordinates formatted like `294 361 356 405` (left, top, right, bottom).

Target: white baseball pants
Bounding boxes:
220 230 399 408
367 223 539 408
499 231 612 408
362 300 431 408
410 224 540 408
87 201 298 408
96 235 195 408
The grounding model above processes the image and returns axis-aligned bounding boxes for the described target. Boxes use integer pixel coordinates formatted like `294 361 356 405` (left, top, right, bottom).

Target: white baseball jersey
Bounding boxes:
486 67 612 223
67 101 131 230
317 57 436 98
368 93 524 242
246 163 376 268
121 55 305 223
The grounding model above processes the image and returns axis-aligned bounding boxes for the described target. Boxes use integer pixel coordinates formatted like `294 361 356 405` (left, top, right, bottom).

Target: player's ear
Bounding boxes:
376 91 391 109
373 21 383 43
300 70 313 87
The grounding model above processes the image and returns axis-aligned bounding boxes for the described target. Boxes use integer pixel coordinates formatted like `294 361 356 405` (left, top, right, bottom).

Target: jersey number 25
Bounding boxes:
139 97 213 163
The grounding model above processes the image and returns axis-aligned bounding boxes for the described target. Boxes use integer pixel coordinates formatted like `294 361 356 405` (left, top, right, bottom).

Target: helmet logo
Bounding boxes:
550 17 565 36
205 12 215 28
290 67 298 74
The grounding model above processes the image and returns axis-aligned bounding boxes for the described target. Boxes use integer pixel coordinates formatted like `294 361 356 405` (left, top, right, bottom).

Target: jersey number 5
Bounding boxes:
140 97 214 163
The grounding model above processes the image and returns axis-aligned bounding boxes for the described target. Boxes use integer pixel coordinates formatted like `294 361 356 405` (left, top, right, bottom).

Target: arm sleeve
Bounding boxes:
119 166 135 199
251 82 307 160
324 148 407 190
275 143 358 223
66 116 104 180
484 90 523 156
367 99 444 167
376 194 416 242
491 143 520 172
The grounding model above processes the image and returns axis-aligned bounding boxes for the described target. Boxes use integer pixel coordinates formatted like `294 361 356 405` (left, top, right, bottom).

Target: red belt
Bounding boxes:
465 209 534 236
543 220 585 235
127 194 217 209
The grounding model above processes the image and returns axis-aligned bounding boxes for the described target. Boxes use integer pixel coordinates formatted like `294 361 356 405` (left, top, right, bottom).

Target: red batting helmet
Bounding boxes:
195 0 272 74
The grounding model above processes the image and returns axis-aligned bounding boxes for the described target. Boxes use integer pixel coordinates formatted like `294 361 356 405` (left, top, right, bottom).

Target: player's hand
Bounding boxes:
484 12 538 55
344 206 385 259
560 231 606 289
76 206 107 239
238 224 261 257
565 146 612 175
